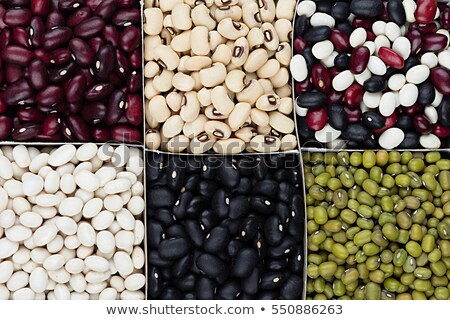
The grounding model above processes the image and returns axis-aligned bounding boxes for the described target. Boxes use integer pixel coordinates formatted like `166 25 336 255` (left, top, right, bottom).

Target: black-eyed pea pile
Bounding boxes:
143 0 299 154
0 144 145 300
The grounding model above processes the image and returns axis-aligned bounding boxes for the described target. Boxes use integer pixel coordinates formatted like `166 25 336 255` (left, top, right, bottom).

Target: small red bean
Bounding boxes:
127 71 142 93
413 114 432 134
415 0 438 25
129 47 142 69
125 94 143 126
43 27 73 51
352 18 373 30
119 25 140 53
432 123 450 138
74 16 105 38
294 37 307 53
111 124 141 142
91 126 111 142
431 67 450 95
69 38 95 67
0 29 12 48
88 36 104 53
295 79 311 94
0 93 6 114
94 44 115 80
81 102 107 125
66 7 92 28
102 25 120 47
311 64 331 93
84 83 114 101
6 63 25 84
65 75 86 104
4 8 32 27
117 0 136 9
94 0 117 21
27 59 49 90
112 9 141 27
1 45 33 66
31 0 50 16
34 49 51 65
67 114 91 142
17 107 46 123
105 89 126 125
327 90 344 104
29 16 45 47
12 123 42 141
115 48 130 79
59 0 85 12
12 27 31 49
37 85 64 108
441 8 450 29
406 30 423 55
51 48 73 65
378 47 404 69
422 34 448 52
344 83 364 109
330 29 351 53
373 113 397 134
402 103 424 117
350 46 370 74
0 116 12 140
3 79 34 106
344 107 362 123
46 12 66 29
306 107 327 131
42 113 61 136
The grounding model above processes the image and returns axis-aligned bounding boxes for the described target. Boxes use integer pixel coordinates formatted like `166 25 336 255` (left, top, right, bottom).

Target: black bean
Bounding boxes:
387 0 406 26
173 191 193 219
439 96 450 126
172 254 193 279
166 224 187 239
303 26 331 43
362 111 385 129
291 193 305 222
148 187 176 208
196 253 228 278
350 0 383 18
336 21 353 36
148 220 164 249
221 218 242 234
396 113 414 131
418 81 436 106
274 169 288 182
201 157 218 179
278 182 294 204
250 196 275 214
241 267 260 295
211 189 230 219
342 124 373 142
331 2 350 21
258 290 278 300
267 258 288 271
289 246 303 274
148 250 173 268
196 276 215 300
198 180 218 198
363 76 387 93
276 202 290 225
268 236 296 258
398 131 420 149
316 1 334 14
253 158 269 180
296 92 327 108
146 153 164 182
158 238 191 260
216 280 241 300
148 266 163 298
173 273 196 292
237 157 257 176
260 272 285 290
252 179 279 198
182 293 196 299
204 226 230 253
217 159 240 188
294 14 309 36
228 195 250 219
227 239 245 257
184 220 205 248
402 56 420 74
183 174 200 192
186 157 202 173
300 47 317 72
233 177 252 195
328 104 348 130
160 287 181 300
280 275 303 299
334 52 351 70
232 248 258 278
199 209 219 232
264 215 285 246
186 196 209 217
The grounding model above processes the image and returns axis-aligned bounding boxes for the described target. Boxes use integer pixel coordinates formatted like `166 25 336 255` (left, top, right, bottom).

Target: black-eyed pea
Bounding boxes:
190 71 203 91
269 67 289 88
162 115 184 138
225 62 241 72
172 3 192 31
261 23 279 51
275 0 296 20
144 8 164 36
162 15 176 35
192 4 217 30
154 45 180 71
217 18 250 40
247 27 265 49
269 111 295 134
190 133 216 154
231 37 250 67
250 135 281 152
227 102 251 131
144 36 162 61
257 125 272 135
280 134 298 151
146 111 160 129
197 88 212 106
166 91 183 112
256 59 281 79
159 0 184 12
235 126 257 142
152 69 174 92
144 80 160 100
144 0 159 9
256 94 280 111
176 56 190 73
184 56 212 72
242 2 262 29
191 26 211 55
211 44 232 65
225 70 247 93
213 138 246 154
180 92 201 122
183 114 208 138
145 130 162 150
147 96 171 124
236 79 264 105
165 135 190 153
199 63 227 87
170 30 192 52
275 85 292 98
275 19 292 42
251 108 270 126
160 28 175 46
278 97 294 115
259 79 274 94
184 0 213 8
259 0 276 22
209 30 227 51
205 106 228 120
144 61 160 79
211 86 235 116
214 0 239 6
214 5 243 22
276 42 292 66
244 48 269 73
205 121 232 139
246 72 258 81
172 73 196 92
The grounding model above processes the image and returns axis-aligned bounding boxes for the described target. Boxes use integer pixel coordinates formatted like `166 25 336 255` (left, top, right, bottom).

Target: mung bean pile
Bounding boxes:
304 150 450 300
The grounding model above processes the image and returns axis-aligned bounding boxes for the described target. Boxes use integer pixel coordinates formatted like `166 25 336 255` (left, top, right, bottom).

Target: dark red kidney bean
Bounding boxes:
362 111 385 129
344 107 362 123
115 48 130 79
42 113 60 136
12 27 31 48
91 126 110 142
112 124 141 142
50 48 73 65
67 114 91 142
1 45 33 66
366 31 376 41
129 47 141 69
69 38 95 67
37 85 63 107
311 63 331 93
75 67 94 87
34 49 51 65
125 93 142 126
29 16 45 47
344 83 364 108
73 16 105 38
17 107 45 123
84 0 102 10
352 17 373 30
329 67 341 78
84 83 114 101
413 114 432 134
441 8 450 29
306 107 327 131
49 61 76 82
294 79 311 94
67 102 82 114
58 0 85 12
293 37 307 53
31 0 49 16
415 0 438 24
88 36 104 53
387 0 406 25
12 123 42 141
34 133 62 142
127 70 141 93
328 104 347 130
94 44 115 80
438 96 450 126
418 81 436 105
303 26 331 43
94 0 117 21
81 102 107 124
378 46 404 69
0 92 6 114
363 76 387 93
66 7 91 28
119 25 140 53
350 45 370 74
406 30 423 55
402 103 424 117
0 28 12 48
59 119 75 141
105 89 126 125
3 79 34 105
5 63 24 84
330 29 351 53
4 8 32 27
0 116 12 140
117 0 135 8
431 67 450 95
296 92 327 108
422 34 448 52
417 22 438 35
43 27 72 51
27 59 48 90
350 0 383 18
0 5 5 30
432 123 450 138
102 25 119 47
109 72 123 88
327 89 344 104
46 12 65 29
65 75 86 103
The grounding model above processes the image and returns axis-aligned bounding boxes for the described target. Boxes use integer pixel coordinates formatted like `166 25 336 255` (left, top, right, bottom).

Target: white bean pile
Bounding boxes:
144 0 298 154
0 144 145 300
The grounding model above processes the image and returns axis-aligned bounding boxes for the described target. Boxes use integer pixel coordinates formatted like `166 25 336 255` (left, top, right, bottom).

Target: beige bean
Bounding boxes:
144 36 162 61
154 45 179 71
205 121 232 139
217 18 249 40
147 96 171 123
231 37 250 67
250 135 281 152
257 125 272 135
190 71 203 91
162 115 184 138
275 19 292 42
211 44 232 65
199 63 227 87
275 42 291 66
184 0 214 8
258 79 274 93
225 70 247 93
261 22 279 51
214 5 242 22
144 79 160 100
197 88 212 106
244 48 268 72
242 2 262 28
191 26 210 55
256 93 280 111
225 62 241 72
276 0 296 20
269 67 289 88
159 0 183 12
165 135 190 153
251 108 270 126
278 97 293 115
269 111 295 134
160 28 174 46
209 31 227 51
170 30 192 52
172 73 195 92
236 79 264 105
166 91 183 112
280 134 298 151
256 59 280 78
214 0 239 6
275 85 292 98
177 55 190 73
180 92 201 122
183 115 208 138
144 8 163 36
204 106 228 120
227 102 251 131
184 56 212 71
190 133 216 154
211 86 235 116
235 126 257 142
144 61 160 78
247 27 264 49
213 138 245 154
192 4 217 30
145 130 162 150
172 3 192 30
152 69 174 92
259 0 276 22
162 15 176 40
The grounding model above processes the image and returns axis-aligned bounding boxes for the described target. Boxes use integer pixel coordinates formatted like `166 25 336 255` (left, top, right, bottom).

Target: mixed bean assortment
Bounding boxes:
293 0 450 149
147 153 305 299
305 151 450 300
0 0 143 143
0 144 145 300
143 0 298 154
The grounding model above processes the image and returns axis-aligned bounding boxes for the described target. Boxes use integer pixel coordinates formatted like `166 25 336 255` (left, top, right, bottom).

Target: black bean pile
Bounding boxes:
146 153 305 300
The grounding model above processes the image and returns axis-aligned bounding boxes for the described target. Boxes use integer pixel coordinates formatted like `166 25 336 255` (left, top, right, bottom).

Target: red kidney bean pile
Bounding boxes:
292 0 450 150
0 0 143 143
147 153 305 299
